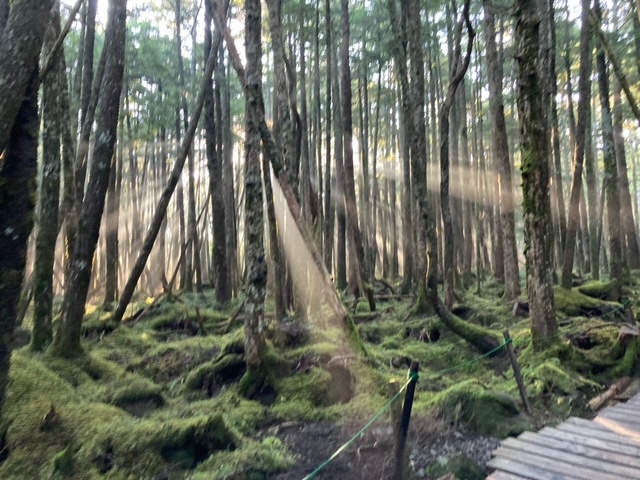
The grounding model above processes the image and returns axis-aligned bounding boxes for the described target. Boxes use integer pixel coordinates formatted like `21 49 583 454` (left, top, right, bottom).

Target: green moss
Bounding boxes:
184 353 246 393
192 436 295 479
578 280 618 300
523 357 601 396
553 287 622 317
51 447 74 477
428 380 530 438
109 383 164 410
275 367 332 407
611 337 639 378
426 454 485 480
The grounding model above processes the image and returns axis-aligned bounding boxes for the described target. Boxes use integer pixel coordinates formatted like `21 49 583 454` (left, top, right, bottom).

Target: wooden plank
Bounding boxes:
487 456 583 480
598 409 640 431
500 437 640 477
559 419 640 446
487 471 531 480
595 415 640 440
536 427 640 457
598 410 640 428
601 406 640 423
565 417 640 443
517 431 640 468
607 404 640 418
494 446 633 480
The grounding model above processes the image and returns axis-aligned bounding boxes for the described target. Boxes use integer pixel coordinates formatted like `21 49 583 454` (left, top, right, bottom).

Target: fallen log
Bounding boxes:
587 376 631 411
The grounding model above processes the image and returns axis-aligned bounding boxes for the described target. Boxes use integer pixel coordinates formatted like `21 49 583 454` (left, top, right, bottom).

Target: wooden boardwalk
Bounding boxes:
487 393 640 479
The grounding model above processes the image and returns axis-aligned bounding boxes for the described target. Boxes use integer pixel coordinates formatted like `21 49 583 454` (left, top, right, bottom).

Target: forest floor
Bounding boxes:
1 273 639 479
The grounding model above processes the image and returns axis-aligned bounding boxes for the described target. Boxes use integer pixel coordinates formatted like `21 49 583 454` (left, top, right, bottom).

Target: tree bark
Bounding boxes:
53 0 127 357
112 8 225 325
595 0 623 301
439 0 474 308
483 0 520 301
515 0 558 350
204 0 231 304
33 14 62 351
561 0 593 289
0 0 55 153
243 0 268 391
341 0 375 312
0 69 39 416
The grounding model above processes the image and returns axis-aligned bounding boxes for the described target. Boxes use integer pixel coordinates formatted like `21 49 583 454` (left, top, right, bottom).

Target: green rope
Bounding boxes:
424 339 510 379
302 373 418 480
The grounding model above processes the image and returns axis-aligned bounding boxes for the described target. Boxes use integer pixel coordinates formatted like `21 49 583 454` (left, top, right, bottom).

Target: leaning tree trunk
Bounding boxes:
515 0 558 350
241 0 268 395
111 9 225 325
483 0 520 301
561 0 593 289
341 0 375 312
595 1 623 301
33 17 63 351
53 0 127 357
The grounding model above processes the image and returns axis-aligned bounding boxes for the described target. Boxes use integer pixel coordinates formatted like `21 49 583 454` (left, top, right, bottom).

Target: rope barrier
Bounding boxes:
302 373 418 480
302 341 512 479
301 296 634 478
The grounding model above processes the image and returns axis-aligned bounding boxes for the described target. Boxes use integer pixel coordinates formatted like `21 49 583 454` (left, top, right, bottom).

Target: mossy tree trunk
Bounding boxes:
341 0 375 313
515 0 558 350
483 0 520 301
33 14 63 351
561 0 593 289
103 151 119 306
386 0 415 297
0 0 54 415
264 0 290 321
53 0 127 357
243 0 268 392
204 0 231 305
595 0 623 301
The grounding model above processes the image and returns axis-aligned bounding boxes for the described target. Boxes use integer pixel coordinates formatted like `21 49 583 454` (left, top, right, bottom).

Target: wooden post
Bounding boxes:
504 330 531 414
393 360 419 480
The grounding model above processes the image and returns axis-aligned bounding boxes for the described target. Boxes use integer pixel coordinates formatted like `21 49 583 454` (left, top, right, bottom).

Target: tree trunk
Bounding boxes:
483 0 520 301
341 0 375 312
242 0 268 393
204 0 231 304
112 9 225 324
323 0 334 272
33 16 62 351
439 0 474 308
0 69 39 415
53 0 127 357
595 0 623 301
613 80 640 269
561 0 593 289
515 0 558 350
104 150 119 305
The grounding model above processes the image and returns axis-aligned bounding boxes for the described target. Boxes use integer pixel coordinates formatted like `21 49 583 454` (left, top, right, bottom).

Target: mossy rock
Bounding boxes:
554 287 623 318
429 381 530 438
275 367 333 407
51 447 74 477
427 455 485 480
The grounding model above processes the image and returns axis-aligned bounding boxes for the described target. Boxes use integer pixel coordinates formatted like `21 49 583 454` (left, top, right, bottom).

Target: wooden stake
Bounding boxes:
393 360 419 480
504 330 531 414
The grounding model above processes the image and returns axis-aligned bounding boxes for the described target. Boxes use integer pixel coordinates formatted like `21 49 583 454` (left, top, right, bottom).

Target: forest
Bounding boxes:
2 0 640 477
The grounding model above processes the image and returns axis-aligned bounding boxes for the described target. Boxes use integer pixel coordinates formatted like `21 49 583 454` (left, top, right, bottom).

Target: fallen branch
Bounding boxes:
588 376 631 410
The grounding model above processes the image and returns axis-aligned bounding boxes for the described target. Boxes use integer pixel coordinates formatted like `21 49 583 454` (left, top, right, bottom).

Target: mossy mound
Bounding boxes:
554 287 623 318
577 280 619 301
523 357 601 396
184 353 247 396
426 454 485 480
428 380 530 438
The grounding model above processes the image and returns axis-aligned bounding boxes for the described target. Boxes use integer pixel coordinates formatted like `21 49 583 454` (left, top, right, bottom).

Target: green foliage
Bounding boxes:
523 357 601 396
426 454 485 480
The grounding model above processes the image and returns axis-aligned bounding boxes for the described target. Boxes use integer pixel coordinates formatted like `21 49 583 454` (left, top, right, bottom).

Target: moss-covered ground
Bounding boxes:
3 273 639 479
